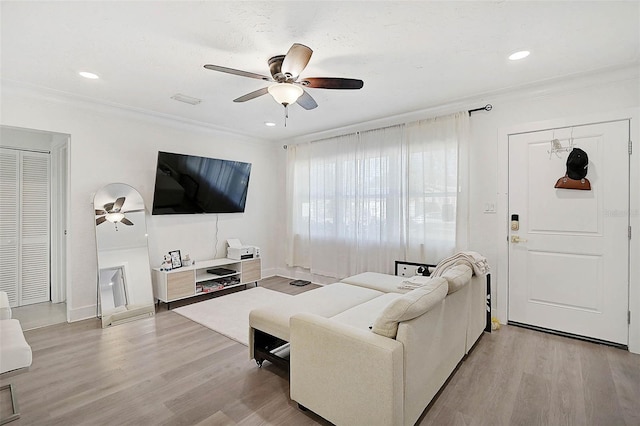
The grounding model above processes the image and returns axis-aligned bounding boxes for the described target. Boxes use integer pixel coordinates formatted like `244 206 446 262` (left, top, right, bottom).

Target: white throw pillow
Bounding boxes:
371 277 448 338
441 264 472 294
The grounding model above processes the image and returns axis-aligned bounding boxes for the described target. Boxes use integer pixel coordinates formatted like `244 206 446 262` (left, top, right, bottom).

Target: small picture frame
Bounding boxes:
169 250 182 269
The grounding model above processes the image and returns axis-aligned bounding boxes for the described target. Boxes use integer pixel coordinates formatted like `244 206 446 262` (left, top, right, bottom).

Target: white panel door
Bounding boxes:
0 149 50 306
508 120 629 345
20 152 50 305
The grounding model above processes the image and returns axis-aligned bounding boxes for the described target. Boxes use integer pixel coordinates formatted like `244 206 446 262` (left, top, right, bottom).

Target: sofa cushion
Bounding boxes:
441 264 473 294
249 282 384 341
330 293 403 331
371 277 448 338
341 272 410 294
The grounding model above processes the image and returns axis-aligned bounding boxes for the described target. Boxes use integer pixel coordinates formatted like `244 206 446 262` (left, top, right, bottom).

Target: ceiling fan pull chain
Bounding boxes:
284 104 288 127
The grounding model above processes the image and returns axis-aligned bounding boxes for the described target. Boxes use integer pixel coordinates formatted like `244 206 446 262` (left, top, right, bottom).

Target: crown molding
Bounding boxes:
284 63 640 145
3 62 638 147
0 79 264 144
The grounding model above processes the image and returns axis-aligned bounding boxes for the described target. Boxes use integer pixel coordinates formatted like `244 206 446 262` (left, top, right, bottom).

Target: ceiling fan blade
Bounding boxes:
301 77 364 90
204 64 272 82
104 202 114 212
233 87 269 103
281 43 313 80
95 209 107 215
113 197 125 212
96 216 107 226
120 218 134 226
122 208 145 213
296 90 318 110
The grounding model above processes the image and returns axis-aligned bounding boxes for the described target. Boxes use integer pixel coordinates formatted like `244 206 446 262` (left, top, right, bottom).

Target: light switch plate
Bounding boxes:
483 203 496 214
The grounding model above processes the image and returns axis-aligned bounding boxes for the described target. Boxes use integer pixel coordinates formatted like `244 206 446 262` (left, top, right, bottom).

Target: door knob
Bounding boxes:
511 235 528 243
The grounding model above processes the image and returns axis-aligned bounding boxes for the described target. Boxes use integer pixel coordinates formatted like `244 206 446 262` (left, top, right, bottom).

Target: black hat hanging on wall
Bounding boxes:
554 147 591 190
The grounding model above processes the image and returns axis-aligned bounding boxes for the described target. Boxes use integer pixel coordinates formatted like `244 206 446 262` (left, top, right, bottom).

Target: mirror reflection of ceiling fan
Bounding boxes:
95 197 144 229
204 43 364 114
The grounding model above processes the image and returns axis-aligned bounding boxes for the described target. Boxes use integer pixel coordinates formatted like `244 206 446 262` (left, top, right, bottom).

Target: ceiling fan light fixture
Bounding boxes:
105 212 125 223
268 83 303 106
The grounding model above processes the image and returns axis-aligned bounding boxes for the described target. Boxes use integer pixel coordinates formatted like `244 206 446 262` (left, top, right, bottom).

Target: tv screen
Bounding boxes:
152 151 251 215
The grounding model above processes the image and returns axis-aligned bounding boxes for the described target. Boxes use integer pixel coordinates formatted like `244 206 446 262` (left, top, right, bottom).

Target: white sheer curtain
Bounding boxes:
286 111 469 279
285 141 311 269
405 111 469 262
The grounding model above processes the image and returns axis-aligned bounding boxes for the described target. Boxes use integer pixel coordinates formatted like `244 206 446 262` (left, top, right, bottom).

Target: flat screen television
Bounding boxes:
151 151 251 215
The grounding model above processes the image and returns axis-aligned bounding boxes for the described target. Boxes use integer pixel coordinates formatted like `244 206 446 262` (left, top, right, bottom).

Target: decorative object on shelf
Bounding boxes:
554 147 591 190
160 255 173 271
169 250 182 268
182 253 192 266
416 266 430 276
290 280 310 286
394 260 437 277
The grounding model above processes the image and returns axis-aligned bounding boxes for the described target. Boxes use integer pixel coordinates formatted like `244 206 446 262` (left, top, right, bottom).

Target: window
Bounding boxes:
286 112 469 279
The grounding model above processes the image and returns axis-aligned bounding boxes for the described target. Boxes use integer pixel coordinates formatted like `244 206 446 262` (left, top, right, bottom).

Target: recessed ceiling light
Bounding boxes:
264 122 276 127
508 51 530 61
79 71 99 79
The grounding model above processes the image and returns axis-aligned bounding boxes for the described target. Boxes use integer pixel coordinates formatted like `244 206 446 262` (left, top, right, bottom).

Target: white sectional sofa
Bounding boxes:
248 262 488 426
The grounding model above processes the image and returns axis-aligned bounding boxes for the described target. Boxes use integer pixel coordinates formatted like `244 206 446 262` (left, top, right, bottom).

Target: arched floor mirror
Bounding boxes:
94 183 155 327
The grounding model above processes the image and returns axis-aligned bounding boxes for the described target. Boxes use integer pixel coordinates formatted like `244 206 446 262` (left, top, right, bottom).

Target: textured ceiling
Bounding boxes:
1 1 638 141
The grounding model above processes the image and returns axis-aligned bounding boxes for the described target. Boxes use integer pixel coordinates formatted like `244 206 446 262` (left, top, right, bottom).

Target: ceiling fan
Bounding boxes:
204 43 364 113
95 197 143 229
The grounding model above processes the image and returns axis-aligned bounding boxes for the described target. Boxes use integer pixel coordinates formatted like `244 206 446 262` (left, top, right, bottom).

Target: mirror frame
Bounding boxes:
94 183 155 327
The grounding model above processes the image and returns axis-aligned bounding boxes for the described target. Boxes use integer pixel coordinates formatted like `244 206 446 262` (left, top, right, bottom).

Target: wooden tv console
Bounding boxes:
152 257 261 308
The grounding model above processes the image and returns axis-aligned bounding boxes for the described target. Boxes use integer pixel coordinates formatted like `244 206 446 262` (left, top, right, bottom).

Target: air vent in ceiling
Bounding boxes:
171 93 202 105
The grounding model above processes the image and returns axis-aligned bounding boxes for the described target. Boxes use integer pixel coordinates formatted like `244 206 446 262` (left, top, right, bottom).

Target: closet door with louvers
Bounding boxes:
0 148 50 306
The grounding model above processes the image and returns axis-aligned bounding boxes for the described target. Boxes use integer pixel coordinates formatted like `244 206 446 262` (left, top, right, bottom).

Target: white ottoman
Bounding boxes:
249 283 384 366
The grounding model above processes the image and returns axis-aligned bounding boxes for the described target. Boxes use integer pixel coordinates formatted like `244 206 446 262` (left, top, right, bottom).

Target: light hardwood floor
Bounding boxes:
10 301 67 331
1 276 638 425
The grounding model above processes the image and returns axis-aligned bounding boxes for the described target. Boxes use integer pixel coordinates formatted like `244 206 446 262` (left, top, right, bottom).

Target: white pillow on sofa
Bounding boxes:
441 264 473 294
371 277 448 338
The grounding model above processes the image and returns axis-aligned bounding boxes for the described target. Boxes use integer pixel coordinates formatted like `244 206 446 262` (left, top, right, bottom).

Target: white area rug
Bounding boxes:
172 287 292 346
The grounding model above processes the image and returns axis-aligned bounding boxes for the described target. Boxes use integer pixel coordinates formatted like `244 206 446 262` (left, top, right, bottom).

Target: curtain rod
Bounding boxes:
468 104 492 116
283 105 494 149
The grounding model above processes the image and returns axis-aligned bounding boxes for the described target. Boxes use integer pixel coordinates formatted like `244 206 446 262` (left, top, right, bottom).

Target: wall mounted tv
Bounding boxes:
152 151 251 215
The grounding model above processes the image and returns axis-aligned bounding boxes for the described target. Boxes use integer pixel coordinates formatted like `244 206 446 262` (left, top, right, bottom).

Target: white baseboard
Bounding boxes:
68 304 98 323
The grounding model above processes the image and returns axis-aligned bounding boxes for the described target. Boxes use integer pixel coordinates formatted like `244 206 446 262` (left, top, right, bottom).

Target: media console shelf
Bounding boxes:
152 257 261 308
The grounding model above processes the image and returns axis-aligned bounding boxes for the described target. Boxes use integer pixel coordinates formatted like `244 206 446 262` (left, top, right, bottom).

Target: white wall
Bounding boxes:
1 83 280 321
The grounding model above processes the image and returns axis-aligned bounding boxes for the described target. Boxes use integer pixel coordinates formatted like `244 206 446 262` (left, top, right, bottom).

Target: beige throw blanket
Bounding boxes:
398 251 489 290
398 275 432 290
431 251 490 277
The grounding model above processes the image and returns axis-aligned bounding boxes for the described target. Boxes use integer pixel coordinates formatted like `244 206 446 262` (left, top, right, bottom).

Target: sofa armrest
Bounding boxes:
0 291 11 320
290 313 404 426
